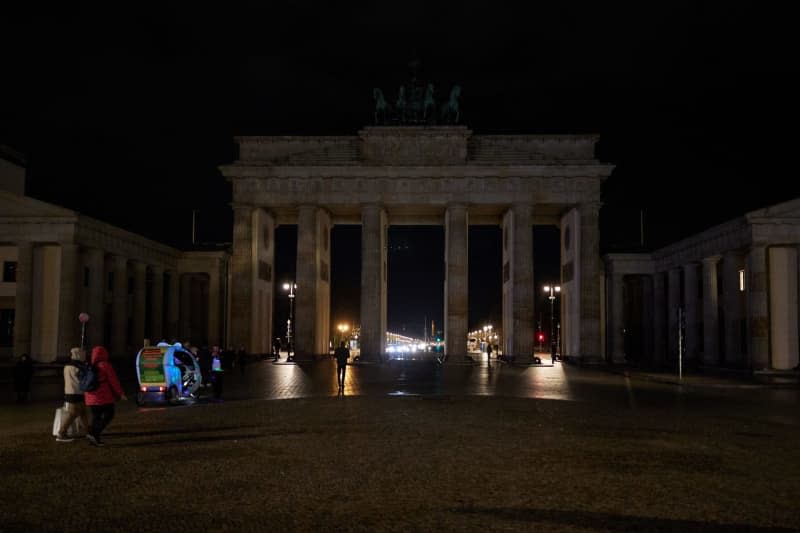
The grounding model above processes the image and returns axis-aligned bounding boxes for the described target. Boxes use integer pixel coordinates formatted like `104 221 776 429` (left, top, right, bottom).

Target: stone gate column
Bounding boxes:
180 273 191 341
702 256 720 366
579 202 602 359
502 204 533 360
150 265 164 344
131 261 147 349
360 204 387 360
295 205 331 359
111 255 128 357
166 269 180 342
607 272 625 364
641 275 655 362
667 267 681 363
85 248 106 349
682 263 700 363
444 204 468 359
653 272 666 366
768 246 799 370
206 265 220 348
57 243 80 356
722 251 744 365
746 246 769 369
13 242 33 357
230 205 255 351
251 208 275 355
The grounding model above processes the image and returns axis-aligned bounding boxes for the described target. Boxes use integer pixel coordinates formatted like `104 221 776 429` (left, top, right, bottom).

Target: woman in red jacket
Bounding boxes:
84 346 126 447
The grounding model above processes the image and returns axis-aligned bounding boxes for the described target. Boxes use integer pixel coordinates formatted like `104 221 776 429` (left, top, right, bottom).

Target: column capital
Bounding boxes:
723 249 744 259
297 203 321 212
579 201 602 214
85 246 104 258
682 262 700 272
360 202 385 213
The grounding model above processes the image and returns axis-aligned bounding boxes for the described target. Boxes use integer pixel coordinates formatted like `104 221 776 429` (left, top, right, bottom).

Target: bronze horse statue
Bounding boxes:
373 88 389 124
422 83 436 122
440 85 461 124
395 86 406 123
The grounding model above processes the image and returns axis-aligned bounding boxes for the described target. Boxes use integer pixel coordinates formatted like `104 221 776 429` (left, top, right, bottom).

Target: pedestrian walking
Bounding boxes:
84 346 126 447
272 338 282 361
13 353 34 403
222 346 235 371
486 342 492 364
211 348 224 401
56 347 89 442
197 343 212 388
334 341 350 390
237 345 247 375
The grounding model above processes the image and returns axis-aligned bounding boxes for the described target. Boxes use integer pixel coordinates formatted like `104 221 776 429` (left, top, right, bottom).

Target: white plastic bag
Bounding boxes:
52 403 86 437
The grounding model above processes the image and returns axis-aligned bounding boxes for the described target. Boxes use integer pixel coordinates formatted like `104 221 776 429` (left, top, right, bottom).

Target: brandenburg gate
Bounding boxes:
220 126 614 362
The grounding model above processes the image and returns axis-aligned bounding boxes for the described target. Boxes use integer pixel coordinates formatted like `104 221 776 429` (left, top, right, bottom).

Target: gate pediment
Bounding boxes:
746 198 800 221
0 190 76 218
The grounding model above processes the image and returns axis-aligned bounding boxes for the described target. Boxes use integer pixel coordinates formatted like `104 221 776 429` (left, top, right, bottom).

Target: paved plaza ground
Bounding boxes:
1 357 799 532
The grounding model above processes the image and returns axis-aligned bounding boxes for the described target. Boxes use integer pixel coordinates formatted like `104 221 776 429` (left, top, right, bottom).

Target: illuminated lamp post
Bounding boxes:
283 282 296 359
543 285 561 361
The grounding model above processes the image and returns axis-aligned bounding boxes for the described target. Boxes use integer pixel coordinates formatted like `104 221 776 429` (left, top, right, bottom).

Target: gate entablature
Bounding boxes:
231 127 601 167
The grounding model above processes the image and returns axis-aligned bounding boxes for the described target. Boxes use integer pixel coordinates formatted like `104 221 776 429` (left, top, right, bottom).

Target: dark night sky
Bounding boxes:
2 2 799 338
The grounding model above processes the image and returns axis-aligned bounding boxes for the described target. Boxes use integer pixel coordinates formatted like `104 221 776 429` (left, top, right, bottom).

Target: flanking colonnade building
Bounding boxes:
605 199 800 371
0 151 229 361
221 126 615 362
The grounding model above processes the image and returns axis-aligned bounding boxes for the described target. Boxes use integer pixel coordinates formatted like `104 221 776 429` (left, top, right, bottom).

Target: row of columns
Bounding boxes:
232 202 602 361
13 241 182 360
608 246 790 369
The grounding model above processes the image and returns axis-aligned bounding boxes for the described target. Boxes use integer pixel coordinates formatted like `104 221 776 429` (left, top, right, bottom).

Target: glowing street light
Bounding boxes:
283 282 296 358
482 324 493 351
337 323 350 346
543 285 561 361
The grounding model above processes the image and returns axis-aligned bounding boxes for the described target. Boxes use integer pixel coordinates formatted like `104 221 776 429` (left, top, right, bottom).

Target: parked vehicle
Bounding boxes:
135 342 202 406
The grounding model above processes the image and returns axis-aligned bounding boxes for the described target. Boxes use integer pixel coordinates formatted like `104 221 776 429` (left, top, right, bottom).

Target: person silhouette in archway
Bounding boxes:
334 341 350 391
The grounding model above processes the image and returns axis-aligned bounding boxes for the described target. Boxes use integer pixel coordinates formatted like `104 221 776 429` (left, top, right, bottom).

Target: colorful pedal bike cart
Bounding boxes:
135 342 202 406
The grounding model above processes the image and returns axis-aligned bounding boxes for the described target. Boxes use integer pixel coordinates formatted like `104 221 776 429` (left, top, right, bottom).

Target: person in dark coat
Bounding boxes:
236 345 247 375
13 353 34 403
197 344 212 388
334 341 350 391
222 346 235 371
272 338 282 361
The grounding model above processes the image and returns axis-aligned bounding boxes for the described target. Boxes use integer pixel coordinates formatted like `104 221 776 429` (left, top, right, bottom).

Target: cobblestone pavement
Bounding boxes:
1 357 799 531
4 353 796 407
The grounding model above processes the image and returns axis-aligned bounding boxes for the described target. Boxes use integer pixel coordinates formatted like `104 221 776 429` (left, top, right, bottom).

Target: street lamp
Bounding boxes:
283 282 296 358
337 323 350 347
543 285 561 361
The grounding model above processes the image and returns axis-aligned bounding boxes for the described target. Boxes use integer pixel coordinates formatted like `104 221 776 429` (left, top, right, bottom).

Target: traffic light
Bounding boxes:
537 333 544 342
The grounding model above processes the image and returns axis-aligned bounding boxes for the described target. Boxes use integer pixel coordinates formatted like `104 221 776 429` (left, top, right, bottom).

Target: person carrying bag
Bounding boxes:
53 347 89 442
